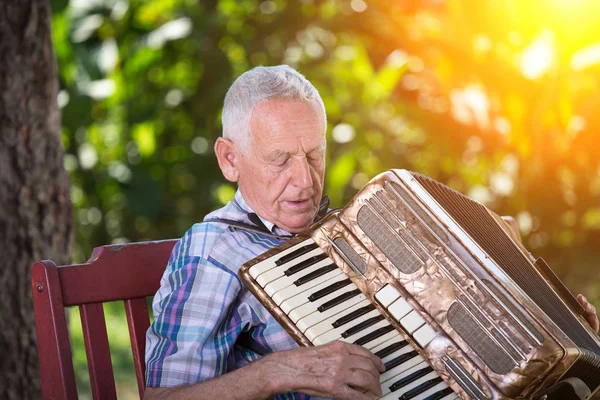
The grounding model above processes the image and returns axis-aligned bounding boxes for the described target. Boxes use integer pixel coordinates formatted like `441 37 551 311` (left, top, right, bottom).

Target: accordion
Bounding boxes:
239 169 600 400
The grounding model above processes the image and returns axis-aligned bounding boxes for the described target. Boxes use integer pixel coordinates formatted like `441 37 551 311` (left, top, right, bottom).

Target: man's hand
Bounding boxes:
577 294 599 333
260 340 385 400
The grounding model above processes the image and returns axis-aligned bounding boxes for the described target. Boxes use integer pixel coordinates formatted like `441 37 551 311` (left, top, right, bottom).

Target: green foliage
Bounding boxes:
50 0 600 398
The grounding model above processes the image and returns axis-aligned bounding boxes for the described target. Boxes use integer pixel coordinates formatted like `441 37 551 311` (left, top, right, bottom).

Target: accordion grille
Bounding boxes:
356 205 423 274
448 302 516 374
411 173 600 356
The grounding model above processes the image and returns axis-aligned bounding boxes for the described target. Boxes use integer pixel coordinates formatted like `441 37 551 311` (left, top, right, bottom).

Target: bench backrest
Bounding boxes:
30 240 177 399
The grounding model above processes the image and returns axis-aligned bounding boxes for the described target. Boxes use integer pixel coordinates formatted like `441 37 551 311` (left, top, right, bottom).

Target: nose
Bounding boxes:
290 156 313 189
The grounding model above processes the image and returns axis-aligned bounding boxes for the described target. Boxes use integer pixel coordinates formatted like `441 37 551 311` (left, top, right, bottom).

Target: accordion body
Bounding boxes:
239 169 600 399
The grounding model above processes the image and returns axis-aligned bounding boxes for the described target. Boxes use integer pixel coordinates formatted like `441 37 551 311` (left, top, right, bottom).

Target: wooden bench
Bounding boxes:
30 240 177 400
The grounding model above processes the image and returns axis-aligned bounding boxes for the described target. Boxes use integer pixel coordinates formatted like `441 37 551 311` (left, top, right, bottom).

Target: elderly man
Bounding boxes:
144 65 384 400
144 65 598 400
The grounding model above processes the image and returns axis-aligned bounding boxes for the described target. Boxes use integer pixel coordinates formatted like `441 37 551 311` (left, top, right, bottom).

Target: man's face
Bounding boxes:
236 100 326 233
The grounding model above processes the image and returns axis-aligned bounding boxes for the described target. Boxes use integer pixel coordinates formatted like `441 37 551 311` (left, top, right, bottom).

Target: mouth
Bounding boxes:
285 198 311 209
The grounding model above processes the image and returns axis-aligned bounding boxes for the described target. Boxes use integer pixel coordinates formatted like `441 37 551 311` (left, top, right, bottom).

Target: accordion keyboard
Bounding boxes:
248 238 458 400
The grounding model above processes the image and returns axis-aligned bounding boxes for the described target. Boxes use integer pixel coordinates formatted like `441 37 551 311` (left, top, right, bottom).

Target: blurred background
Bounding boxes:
47 0 600 397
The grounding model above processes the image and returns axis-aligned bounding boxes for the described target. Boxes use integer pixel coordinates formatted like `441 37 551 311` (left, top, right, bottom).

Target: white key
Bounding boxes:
439 394 458 400
248 238 315 278
388 297 413 320
375 284 402 307
270 269 343 305
340 319 391 345
413 323 437 348
379 354 424 383
363 330 401 351
279 270 354 315
274 263 340 313
400 310 426 334
307 309 382 343
296 298 370 333
380 344 415 365
288 282 361 322
411 381 448 400
390 370 440 397
381 361 428 395
262 257 334 297
370 335 406 355
255 248 325 286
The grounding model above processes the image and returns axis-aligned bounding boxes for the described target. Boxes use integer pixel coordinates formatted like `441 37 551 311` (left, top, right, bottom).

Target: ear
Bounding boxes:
214 137 240 182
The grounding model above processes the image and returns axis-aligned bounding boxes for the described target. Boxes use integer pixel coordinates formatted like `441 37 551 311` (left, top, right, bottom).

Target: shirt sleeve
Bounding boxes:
145 230 245 387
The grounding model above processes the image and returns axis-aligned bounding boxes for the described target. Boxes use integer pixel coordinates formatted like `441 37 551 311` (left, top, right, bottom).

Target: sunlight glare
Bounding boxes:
520 31 554 79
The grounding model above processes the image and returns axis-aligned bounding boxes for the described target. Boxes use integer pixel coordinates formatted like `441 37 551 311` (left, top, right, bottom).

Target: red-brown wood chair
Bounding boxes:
30 240 177 400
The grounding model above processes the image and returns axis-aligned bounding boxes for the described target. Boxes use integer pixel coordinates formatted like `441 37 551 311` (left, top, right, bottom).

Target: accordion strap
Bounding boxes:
203 217 291 239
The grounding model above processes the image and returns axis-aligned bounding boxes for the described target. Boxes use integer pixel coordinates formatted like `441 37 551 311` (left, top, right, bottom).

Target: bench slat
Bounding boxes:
80 303 117 400
125 297 151 398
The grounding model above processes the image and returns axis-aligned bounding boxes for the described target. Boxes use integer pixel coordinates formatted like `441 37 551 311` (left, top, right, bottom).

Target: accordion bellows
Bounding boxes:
239 169 600 400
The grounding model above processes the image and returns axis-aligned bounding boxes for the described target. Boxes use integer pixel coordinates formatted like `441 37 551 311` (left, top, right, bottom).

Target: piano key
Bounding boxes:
404 381 447 400
281 277 351 315
381 361 428 396
354 325 395 346
374 340 409 359
294 263 338 286
421 387 455 400
375 284 402 307
398 375 443 400
249 238 315 278
318 288 362 312
363 330 403 351
379 353 425 383
309 279 353 301
256 249 327 287
400 310 426 334
338 319 391 345
380 345 416 366
341 315 385 338
306 309 382 342
389 365 434 392
413 323 437 348
284 253 329 276
384 350 419 371
275 241 319 266
332 304 376 328
270 269 343 304
371 335 407 355
388 297 413 320
287 282 360 322
297 297 370 333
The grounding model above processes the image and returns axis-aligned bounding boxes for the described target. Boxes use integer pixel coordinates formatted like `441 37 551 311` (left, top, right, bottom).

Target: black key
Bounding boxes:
276 243 319 266
383 350 418 371
422 387 454 400
374 341 408 359
318 289 362 312
354 325 395 346
399 377 443 400
331 304 375 327
389 366 434 392
309 279 352 302
341 315 385 338
284 253 328 276
293 263 337 286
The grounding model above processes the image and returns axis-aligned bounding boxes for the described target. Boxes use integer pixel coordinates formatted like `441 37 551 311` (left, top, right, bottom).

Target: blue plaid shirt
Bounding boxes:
145 190 327 399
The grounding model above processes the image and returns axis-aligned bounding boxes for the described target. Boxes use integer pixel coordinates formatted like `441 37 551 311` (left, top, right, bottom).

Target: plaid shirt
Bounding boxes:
145 190 327 399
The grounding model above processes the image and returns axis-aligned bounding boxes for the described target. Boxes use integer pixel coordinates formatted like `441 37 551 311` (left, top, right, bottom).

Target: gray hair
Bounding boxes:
222 65 326 149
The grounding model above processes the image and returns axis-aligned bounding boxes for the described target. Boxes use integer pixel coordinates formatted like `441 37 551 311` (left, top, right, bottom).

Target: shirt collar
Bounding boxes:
231 190 291 236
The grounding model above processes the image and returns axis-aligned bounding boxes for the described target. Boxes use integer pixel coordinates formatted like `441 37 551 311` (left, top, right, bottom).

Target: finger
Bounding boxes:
577 294 587 306
344 342 386 372
347 368 383 396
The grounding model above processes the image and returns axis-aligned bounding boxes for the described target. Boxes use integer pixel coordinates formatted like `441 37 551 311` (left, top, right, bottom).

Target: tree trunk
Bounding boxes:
0 0 73 398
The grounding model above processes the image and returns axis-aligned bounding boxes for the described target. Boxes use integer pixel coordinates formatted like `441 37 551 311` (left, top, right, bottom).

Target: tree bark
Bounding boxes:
0 0 73 398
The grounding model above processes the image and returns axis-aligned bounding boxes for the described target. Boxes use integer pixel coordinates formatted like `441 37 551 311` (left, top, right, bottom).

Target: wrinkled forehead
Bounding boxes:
249 100 327 147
